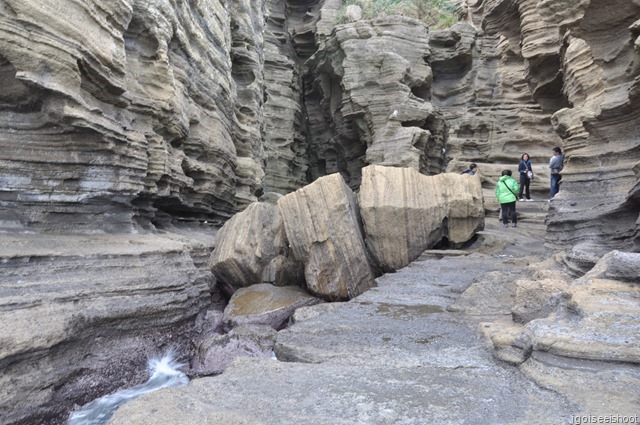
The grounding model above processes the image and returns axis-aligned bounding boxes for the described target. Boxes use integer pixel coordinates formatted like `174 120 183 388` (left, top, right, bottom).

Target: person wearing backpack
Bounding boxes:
517 153 533 201
496 169 520 227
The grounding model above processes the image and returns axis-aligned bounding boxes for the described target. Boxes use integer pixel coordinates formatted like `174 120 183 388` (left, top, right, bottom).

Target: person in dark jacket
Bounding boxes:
495 169 520 227
517 153 533 201
462 163 478 175
548 147 564 198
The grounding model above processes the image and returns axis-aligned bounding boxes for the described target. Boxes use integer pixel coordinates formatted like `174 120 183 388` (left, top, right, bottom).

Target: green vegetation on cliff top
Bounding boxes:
336 0 459 28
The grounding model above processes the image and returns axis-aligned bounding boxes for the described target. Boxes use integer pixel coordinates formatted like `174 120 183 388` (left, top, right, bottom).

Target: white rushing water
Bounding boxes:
67 351 189 425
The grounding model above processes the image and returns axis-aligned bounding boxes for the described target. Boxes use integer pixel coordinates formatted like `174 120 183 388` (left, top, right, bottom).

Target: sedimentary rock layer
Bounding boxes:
277 173 375 301
465 2 637 259
303 16 444 189
0 232 214 425
0 0 310 233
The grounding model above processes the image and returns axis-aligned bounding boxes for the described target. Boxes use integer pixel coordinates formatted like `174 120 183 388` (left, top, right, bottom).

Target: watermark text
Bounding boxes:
571 415 639 424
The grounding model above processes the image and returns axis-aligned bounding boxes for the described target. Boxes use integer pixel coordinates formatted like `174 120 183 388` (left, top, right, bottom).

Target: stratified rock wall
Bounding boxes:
540 0 640 262
0 0 280 232
428 0 639 265
261 0 309 194
0 233 214 425
304 16 444 189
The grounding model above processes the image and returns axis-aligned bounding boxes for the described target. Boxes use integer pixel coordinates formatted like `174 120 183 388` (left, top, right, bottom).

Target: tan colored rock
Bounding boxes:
480 321 532 366
277 173 375 300
358 165 484 272
223 283 322 330
209 202 303 295
511 272 572 324
304 16 440 188
524 253 640 363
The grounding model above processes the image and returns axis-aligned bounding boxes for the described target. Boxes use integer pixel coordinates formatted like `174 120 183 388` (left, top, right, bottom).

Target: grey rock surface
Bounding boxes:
110 204 640 425
192 324 277 376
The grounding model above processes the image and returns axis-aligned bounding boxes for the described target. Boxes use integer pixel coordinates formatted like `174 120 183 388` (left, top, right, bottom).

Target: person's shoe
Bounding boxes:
502 223 508 228
512 223 517 227
518 198 525 201
525 198 533 202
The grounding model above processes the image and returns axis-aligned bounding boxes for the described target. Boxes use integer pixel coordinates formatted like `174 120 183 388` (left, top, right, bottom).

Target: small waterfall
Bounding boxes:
67 352 189 425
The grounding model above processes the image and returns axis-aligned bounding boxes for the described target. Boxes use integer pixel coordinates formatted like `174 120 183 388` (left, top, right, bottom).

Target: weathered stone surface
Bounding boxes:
304 16 444 188
480 321 532 366
290 302 346 324
223 283 322 330
583 250 640 283
3 0 640 423
0 0 270 232
511 270 572 324
448 270 518 315
0 232 214 425
520 351 640 419
208 202 303 295
261 0 309 194
277 173 375 300
0 0 316 233
525 276 640 364
192 324 277 376
359 165 484 272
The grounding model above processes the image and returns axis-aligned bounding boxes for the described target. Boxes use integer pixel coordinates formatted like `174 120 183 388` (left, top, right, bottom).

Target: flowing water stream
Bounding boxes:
67 352 189 425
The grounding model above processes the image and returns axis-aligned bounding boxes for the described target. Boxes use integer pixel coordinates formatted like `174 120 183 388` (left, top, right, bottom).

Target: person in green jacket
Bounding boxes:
496 169 520 228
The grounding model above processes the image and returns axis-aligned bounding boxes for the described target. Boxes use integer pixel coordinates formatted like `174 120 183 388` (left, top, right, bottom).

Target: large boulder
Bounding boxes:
208 202 303 295
222 283 322 330
358 165 484 272
277 173 376 300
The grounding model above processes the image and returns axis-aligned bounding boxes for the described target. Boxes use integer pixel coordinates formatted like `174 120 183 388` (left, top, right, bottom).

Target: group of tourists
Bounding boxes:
463 147 565 228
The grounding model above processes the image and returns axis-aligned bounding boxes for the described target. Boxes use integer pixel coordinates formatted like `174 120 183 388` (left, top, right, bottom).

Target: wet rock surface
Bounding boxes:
222 283 322 330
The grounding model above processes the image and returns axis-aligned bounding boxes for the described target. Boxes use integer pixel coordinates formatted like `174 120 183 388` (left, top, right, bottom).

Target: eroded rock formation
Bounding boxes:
0 232 214 425
2 0 640 423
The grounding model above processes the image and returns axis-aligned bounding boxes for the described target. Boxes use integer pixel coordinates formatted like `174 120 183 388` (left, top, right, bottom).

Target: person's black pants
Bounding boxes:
500 202 517 224
518 173 530 199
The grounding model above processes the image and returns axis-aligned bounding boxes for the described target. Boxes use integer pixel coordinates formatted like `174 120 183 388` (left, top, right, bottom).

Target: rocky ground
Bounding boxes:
109 199 640 424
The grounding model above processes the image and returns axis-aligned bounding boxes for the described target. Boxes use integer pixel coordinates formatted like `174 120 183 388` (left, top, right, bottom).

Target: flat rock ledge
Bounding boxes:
109 242 640 424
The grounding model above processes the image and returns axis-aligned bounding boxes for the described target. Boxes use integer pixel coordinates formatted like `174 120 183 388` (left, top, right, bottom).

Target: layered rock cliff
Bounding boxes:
1 0 640 423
